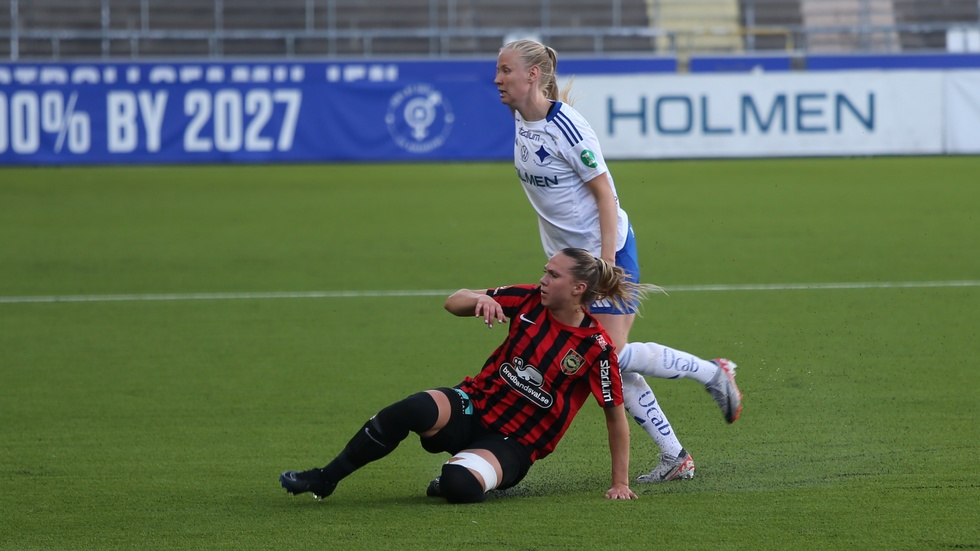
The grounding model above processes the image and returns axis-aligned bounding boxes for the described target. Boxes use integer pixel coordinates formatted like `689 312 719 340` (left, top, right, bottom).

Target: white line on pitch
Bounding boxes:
664 280 980 292
0 280 978 304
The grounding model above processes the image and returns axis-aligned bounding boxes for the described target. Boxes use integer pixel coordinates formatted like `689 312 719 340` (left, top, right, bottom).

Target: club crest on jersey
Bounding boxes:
580 149 598 168
560 349 586 375
533 145 552 167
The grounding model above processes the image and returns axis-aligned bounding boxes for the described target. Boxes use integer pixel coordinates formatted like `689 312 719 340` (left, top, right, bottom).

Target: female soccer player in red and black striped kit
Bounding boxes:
280 248 652 503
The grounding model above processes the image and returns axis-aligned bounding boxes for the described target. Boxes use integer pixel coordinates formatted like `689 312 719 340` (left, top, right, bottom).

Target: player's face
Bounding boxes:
495 49 533 108
539 253 582 309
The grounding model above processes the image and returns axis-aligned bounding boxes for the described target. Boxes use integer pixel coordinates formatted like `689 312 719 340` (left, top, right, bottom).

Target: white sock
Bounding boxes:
621 372 683 458
619 342 718 386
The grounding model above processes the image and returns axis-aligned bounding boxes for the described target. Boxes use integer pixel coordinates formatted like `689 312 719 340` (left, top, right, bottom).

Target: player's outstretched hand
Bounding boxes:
604 483 637 500
474 295 506 329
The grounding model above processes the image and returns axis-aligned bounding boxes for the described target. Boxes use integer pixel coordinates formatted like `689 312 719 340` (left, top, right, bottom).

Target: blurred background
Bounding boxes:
2 0 979 60
2 2 979 163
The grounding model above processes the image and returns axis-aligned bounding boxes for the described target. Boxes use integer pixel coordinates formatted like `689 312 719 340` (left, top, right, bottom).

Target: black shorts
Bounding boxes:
419 387 533 491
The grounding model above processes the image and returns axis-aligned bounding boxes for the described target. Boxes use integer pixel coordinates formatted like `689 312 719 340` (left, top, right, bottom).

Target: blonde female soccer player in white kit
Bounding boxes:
494 39 743 482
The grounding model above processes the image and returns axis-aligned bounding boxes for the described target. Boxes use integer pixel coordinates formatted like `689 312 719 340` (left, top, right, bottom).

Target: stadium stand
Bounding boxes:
651 0 744 54
800 0 900 52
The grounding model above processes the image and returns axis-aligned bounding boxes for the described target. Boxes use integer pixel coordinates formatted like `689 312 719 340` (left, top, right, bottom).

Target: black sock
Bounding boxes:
322 391 439 481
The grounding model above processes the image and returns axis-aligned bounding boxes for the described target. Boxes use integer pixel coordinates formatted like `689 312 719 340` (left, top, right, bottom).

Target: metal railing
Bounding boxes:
1 26 673 60
3 0 979 60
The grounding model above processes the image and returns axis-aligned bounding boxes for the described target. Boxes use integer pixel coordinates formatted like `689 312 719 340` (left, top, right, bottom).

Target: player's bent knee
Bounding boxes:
375 391 439 437
439 463 486 504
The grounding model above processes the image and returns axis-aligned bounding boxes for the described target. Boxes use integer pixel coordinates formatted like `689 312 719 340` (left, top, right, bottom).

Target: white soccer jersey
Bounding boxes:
513 102 630 258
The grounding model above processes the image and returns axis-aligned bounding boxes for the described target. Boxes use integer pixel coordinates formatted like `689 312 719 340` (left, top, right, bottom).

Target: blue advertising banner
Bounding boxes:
0 59 514 165
0 57 676 165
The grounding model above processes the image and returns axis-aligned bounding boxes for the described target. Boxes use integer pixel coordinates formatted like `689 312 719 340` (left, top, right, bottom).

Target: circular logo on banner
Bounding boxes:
385 83 455 154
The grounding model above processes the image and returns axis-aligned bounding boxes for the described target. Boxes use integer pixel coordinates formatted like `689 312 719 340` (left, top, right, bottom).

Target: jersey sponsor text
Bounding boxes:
500 361 554 408
519 127 542 142
600 359 613 403
517 168 559 188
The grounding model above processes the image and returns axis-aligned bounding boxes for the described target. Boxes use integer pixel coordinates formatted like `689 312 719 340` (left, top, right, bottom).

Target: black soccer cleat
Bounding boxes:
280 469 337 499
425 476 442 498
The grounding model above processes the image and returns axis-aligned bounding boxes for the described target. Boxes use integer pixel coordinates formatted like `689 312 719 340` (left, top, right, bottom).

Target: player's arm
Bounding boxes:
603 404 637 500
444 289 506 328
585 173 619 265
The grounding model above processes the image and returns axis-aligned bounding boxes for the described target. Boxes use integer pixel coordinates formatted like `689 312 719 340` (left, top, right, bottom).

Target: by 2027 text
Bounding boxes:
107 88 302 154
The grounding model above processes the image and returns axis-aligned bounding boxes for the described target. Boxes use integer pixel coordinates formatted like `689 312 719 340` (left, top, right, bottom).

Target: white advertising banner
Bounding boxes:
945 71 980 154
569 71 947 159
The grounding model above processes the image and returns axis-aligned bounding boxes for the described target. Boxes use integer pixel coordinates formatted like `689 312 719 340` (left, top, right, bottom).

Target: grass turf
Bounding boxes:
1 157 978 550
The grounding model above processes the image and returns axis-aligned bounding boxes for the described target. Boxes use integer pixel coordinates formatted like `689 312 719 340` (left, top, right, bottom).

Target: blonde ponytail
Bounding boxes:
559 248 662 313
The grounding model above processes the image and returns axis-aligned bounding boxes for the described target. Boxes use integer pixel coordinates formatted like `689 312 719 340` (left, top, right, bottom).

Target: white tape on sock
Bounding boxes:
449 452 499 491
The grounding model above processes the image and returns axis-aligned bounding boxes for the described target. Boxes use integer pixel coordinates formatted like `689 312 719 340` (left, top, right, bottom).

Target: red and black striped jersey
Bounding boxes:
457 284 622 462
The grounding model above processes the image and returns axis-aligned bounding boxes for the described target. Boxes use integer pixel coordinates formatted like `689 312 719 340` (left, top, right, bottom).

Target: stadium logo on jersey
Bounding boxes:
519 127 542 142
385 83 455 154
499 357 553 408
599 359 614 403
560 349 585 375
580 149 598 169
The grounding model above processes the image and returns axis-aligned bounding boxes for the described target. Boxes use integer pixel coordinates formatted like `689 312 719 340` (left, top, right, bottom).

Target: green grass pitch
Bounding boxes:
1 157 978 550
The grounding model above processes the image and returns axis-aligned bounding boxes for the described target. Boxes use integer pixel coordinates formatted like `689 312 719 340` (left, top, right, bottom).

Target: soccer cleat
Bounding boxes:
635 449 695 483
280 468 337 499
705 358 743 424
425 476 442 498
